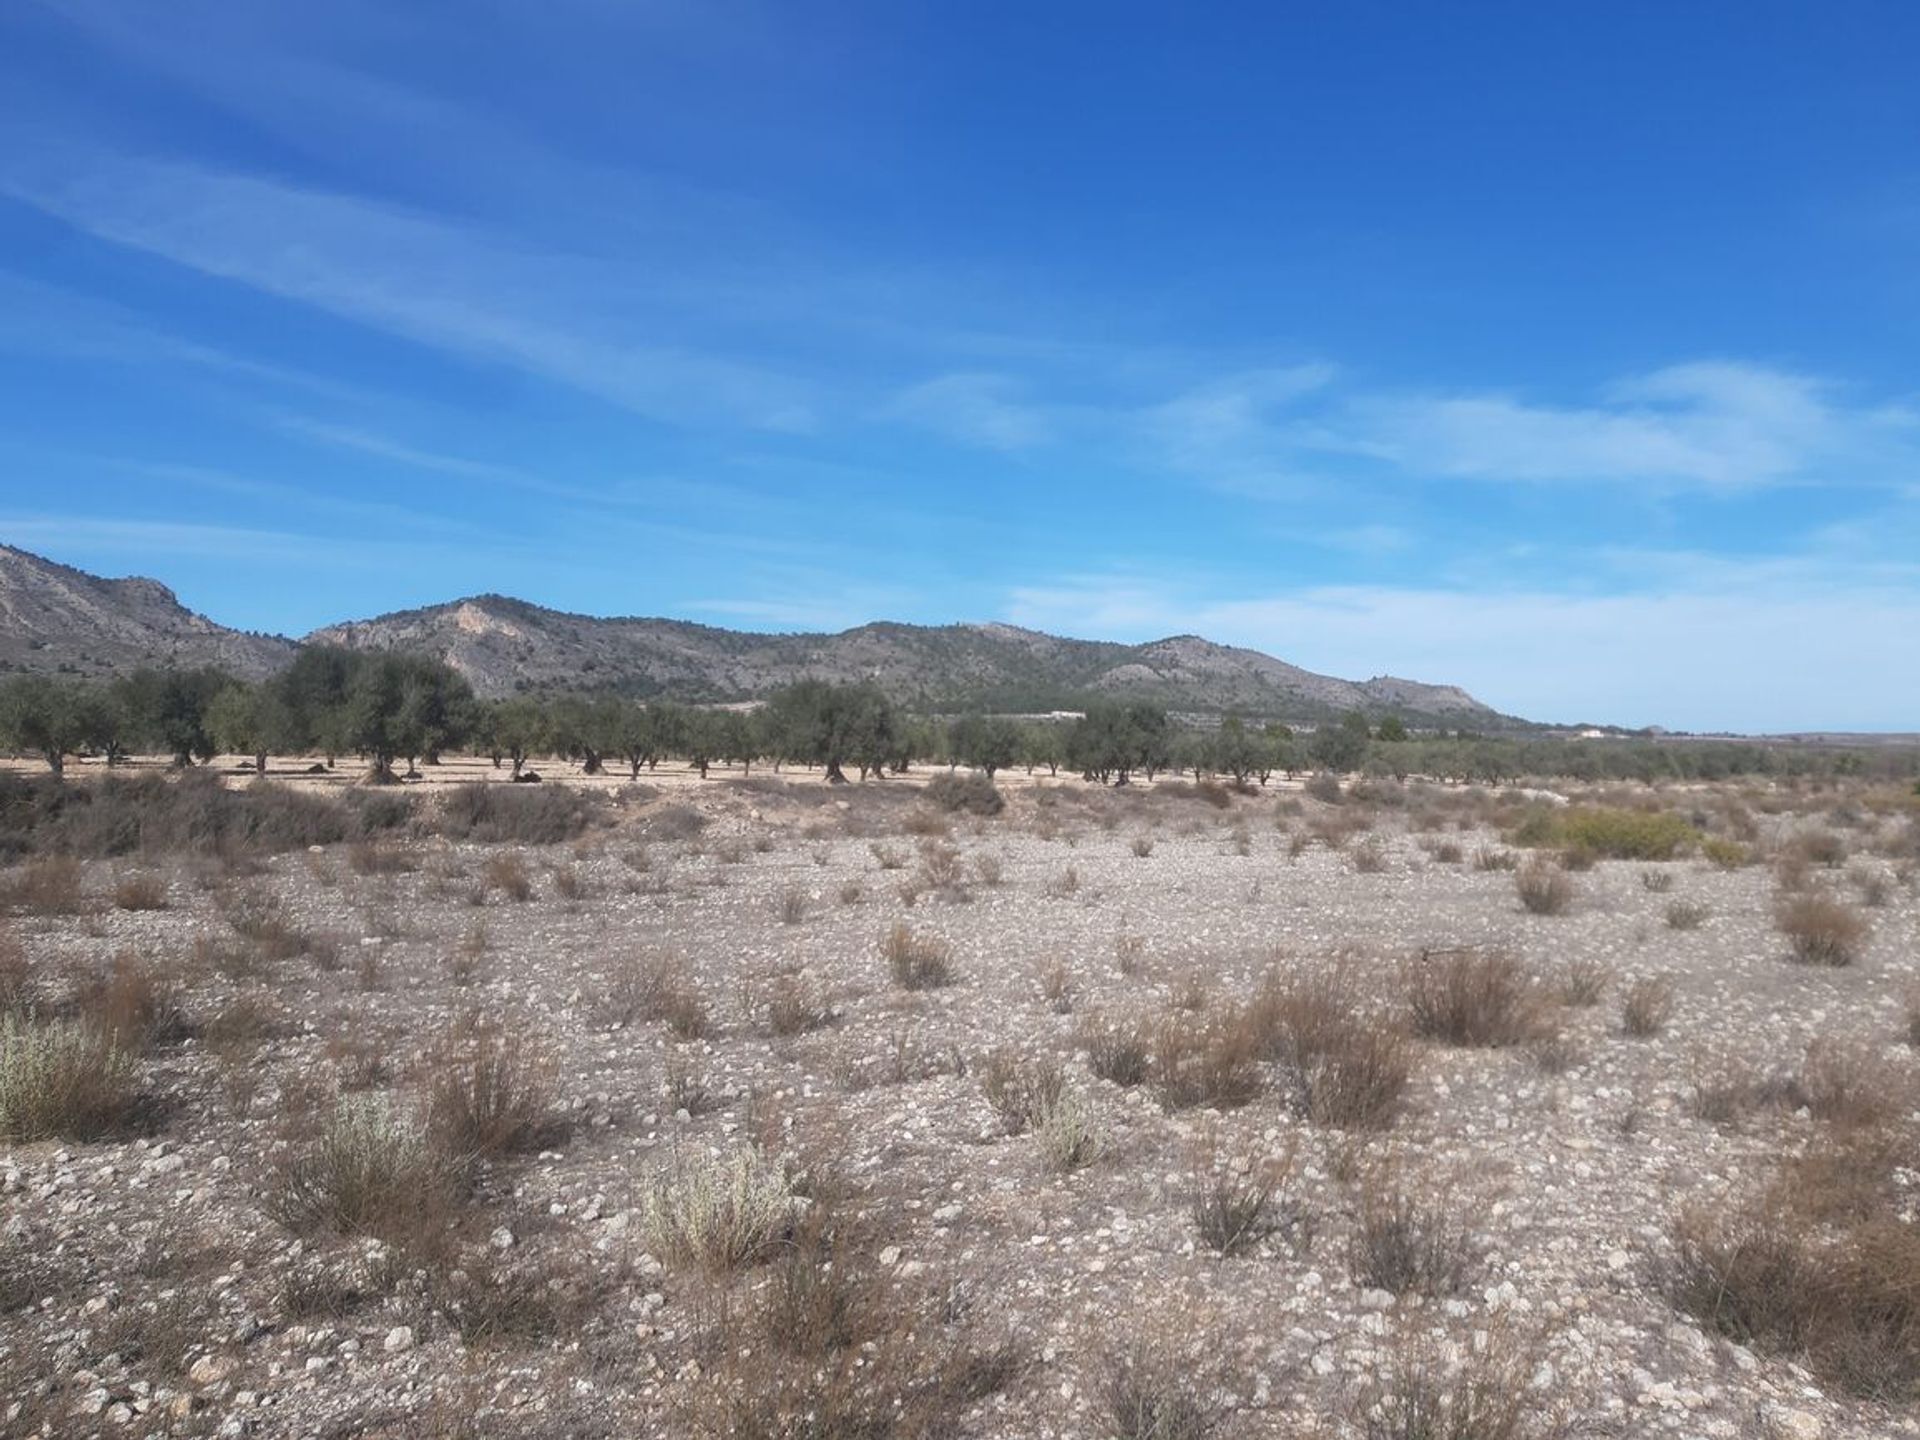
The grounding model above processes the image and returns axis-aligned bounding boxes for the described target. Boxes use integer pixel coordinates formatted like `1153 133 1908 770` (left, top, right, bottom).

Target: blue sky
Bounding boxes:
2 2 1917 731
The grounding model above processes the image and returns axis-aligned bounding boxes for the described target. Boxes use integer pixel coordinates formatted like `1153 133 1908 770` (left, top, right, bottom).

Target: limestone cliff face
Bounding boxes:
0 544 294 680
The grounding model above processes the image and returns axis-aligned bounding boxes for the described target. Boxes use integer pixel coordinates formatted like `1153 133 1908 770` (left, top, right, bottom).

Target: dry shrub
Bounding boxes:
1048 863 1082 898
1776 892 1870 966
1660 1205 1920 1400
1357 1327 1563 1440
621 953 711 1039
1035 1090 1107 1171
1114 932 1147 977
1701 836 1750 869
1514 858 1573 915
423 1015 562 1160
1556 843 1597 872
1130 835 1156 858
766 975 833 1037
1098 1343 1222 1440
438 782 602 845
111 871 170 911
979 1051 1067 1135
914 840 971 902
219 887 316 962
1790 828 1850 868
1190 1151 1309 1258
1850 866 1893 908
870 842 907 871
1403 947 1552 1048
1619 976 1676 1038
1304 773 1344 804
901 809 951 839
347 841 415 876
1640 868 1675 893
778 887 808 925
0 926 29 1013
883 922 954 990
482 852 534 903
1556 955 1611 1008
1348 1187 1473 1297
1664 898 1710 930
1 856 85 915
664 1058 710 1116
1800 1038 1910 1130
1082 1013 1153 1087
439 1252 600 1348
550 864 592 901
1040 960 1074 1013
1152 1011 1264 1112
1252 966 1412 1130
71 953 189 1051
0 1016 141 1141
1350 837 1390 873
1473 847 1518 872
640 1146 799 1273
267 1094 458 1249
925 771 1004 816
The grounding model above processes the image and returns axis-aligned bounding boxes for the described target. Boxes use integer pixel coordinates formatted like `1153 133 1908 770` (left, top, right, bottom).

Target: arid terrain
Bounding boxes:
3 762 1918 1439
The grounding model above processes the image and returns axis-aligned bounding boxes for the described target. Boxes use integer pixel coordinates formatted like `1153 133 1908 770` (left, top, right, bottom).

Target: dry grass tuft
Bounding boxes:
482 851 534 903
1348 1186 1474 1298
70 953 189 1051
1514 858 1574 915
111 871 170 911
1152 1011 1264 1112
765 974 833 1037
1252 966 1412 1130
0 856 85 915
640 1146 799 1273
267 1094 458 1248
1404 947 1553 1049
0 1015 141 1141
1556 955 1611 1008
1776 892 1870 966
423 1014 562 1159
1097 1344 1222 1440
1082 1012 1154 1087
980 1051 1066 1135
1664 899 1710 930
1619 976 1676 1038
882 921 955 990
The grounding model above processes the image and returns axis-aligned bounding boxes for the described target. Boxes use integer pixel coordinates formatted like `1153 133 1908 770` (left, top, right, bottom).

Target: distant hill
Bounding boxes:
0 544 1511 726
308 595 1506 725
0 544 295 680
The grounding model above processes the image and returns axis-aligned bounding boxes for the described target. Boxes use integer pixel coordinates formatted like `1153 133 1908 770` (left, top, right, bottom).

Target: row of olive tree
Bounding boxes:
6 660 1908 786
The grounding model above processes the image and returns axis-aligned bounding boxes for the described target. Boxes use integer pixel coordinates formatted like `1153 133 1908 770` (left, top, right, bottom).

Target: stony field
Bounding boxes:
2 766 1919 1439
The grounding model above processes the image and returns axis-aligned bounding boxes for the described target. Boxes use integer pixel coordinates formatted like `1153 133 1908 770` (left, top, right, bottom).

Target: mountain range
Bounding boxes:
0 544 1511 726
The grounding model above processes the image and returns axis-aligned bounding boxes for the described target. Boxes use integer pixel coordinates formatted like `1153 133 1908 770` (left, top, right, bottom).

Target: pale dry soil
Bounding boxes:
3 772 1918 1439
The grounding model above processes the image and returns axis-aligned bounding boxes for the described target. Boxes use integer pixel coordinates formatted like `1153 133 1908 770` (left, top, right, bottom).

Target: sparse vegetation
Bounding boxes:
1776 892 1870 966
882 921 954 989
1403 947 1552 1048
640 1147 800 1273
0 1015 141 1140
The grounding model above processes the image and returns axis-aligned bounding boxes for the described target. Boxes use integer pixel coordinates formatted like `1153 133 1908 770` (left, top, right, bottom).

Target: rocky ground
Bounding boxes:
2 768 1917 1438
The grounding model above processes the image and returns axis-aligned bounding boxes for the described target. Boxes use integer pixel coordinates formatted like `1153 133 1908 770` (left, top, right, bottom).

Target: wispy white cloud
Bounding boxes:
1139 360 1918 495
271 416 531 484
1 150 820 431
884 372 1053 451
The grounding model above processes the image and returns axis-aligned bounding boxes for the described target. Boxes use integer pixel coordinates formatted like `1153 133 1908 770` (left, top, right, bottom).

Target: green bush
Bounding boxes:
1511 806 1697 861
